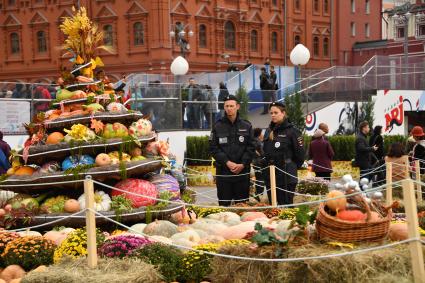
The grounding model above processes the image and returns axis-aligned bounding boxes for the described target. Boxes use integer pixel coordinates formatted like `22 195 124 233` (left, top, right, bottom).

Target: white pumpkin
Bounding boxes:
106 102 128 113
78 190 111 212
190 219 228 235
275 220 293 235
199 235 225 244
0 190 16 202
206 212 241 226
18 230 42 237
130 223 148 235
173 237 198 248
171 230 201 244
149 235 173 245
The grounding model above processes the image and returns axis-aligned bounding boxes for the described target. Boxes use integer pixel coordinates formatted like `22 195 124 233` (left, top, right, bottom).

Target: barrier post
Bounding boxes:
270 165 277 207
402 179 425 283
415 160 422 204
386 162 392 206
84 176 98 268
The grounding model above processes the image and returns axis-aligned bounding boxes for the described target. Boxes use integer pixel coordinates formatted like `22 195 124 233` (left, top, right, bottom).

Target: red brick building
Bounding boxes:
0 0 382 82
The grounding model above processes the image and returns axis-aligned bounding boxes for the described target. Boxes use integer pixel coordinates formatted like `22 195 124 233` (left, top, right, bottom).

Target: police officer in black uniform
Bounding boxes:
209 95 255 206
263 102 305 205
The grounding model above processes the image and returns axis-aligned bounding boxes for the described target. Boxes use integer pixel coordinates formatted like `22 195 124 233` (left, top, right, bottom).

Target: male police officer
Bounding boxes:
209 95 255 206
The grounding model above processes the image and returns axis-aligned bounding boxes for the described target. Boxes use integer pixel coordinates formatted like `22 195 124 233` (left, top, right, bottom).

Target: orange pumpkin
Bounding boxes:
64 199 80 213
47 113 60 120
336 210 366 222
14 166 36 176
46 132 64 145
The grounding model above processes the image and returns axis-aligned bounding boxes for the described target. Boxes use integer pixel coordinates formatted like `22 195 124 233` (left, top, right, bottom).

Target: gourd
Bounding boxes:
326 190 347 212
275 220 293 235
388 223 408 241
199 235 225 244
143 220 178 238
45 132 64 145
149 235 173 245
43 231 68 246
64 199 80 213
170 209 191 225
190 219 228 235
0 190 16 202
240 212 268 222
170 230 201 247
129 223 147 235
336 210 366 222
78 190 111 212
62 155 95 171
216 221 258 240
206 212 241 226
17 230 42 237
111 178 158 208
0 265 25 283
14 166 36 176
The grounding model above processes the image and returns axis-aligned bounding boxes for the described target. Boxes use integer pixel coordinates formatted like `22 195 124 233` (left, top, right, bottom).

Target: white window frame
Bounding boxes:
365 0 370 14
365 23 370 38
351 22 356 36
351 0 355 13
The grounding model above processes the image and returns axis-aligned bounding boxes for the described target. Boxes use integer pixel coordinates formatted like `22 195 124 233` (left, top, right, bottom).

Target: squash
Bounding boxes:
171 230 201 246
0 190 16 202
149 235 173 245
368 211 382 222
45 132 64 145
64 199 80 213
336 210 366 222
216 221 258 240
17 230 42 237
326 190 347 212
14 166 36 176
240 212 268 222
111 179 158 208
206 212 241 226
199 235 225 244
32 265 47 273
0 265 25 283
78 190 111 212
95 153 112 167
275 220 293 235
143 220 178 238
43 231 68 246
129 223 147 235
388 223 408 241
190 219 228 235
170 209 192 225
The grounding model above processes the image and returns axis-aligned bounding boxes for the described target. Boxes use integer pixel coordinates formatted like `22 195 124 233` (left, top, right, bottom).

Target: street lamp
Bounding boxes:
290 44 311 114
169 23 194 58
170 56 189 75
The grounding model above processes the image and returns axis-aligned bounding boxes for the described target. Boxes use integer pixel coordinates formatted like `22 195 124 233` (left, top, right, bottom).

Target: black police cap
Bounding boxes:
269 101 285 109
224 95 239 103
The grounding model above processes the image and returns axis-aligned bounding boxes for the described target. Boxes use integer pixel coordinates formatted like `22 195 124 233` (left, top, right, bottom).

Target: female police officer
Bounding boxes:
263 102 305 205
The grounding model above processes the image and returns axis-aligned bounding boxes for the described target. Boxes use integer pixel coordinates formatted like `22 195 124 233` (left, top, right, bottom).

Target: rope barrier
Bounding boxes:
0 179 85 187
87 208 421 262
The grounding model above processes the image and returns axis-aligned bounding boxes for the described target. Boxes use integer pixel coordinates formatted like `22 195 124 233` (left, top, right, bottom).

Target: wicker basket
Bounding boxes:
316 202 392 243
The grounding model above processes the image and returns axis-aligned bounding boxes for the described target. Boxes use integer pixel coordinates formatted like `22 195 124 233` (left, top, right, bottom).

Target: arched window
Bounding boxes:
294 35 300 46
324 0 329 13
323 37 329 57
250 30 258 51
314 0 319 12
37 31 47 53
271 32 278 52
133 22 144 45
294 0 300 10
10 32 20 54
313 36 319 56
103 24 113 46
224 21 236 50
199 24 207 48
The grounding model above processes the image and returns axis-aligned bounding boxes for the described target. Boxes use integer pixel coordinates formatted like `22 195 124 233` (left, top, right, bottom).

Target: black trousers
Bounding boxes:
254 170 264 195
266 182 297 205
216 175 250 206
315 171 331 181
261 90 273 113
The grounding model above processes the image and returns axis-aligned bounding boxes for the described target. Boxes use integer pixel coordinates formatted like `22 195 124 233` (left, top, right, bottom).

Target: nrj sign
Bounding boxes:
384 95 404 133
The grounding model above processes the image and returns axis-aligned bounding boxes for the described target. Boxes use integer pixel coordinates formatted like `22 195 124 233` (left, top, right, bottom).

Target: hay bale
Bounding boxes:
210 243 424 283
21 257 162 283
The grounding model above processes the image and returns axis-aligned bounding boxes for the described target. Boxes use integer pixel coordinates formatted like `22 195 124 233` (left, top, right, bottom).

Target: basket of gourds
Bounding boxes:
316 189 393 242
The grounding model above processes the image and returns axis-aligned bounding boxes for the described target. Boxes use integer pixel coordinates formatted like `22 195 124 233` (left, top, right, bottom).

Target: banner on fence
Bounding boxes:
0 100 30 134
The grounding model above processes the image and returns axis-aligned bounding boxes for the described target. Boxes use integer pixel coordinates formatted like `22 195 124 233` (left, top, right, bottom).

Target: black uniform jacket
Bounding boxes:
355 132 373 169
263 119 305 184
209 114 255 176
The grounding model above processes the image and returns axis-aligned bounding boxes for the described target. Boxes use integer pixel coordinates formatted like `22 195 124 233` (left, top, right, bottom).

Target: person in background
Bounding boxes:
218 82 229 118
308 127 334 181
244 59 252 70
186 78 203 129
264 57 271 73
252 128 265 199
369 125 385 186
33 85 51 114
263 102 305 205
209 95 255 206
385 142 409 182
411 126 425 175
259 67 272 115
269 65 278 102
355 121 378 183
12 83 24 99
203 85 218 129
0 131 11 161
318 122 329 134
0 148 10 175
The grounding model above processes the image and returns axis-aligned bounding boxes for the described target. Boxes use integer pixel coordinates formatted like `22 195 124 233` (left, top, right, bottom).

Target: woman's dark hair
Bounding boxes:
253 128 262 138
373 125 382 136
387 142 405 158
219 82 226 89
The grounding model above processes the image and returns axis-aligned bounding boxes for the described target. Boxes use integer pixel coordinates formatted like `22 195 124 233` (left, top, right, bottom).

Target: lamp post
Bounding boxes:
290 44 311 114
170 23 194 58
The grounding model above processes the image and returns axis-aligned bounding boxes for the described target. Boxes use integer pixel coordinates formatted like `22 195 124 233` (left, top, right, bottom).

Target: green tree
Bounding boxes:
235 86 249 120
284 92 305 132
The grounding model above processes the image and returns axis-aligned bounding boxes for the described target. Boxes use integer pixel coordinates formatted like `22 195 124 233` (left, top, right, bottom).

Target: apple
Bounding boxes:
130 147 142 157
95 153 112 166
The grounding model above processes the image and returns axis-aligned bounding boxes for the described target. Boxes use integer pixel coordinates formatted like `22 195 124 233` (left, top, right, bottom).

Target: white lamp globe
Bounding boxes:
170 56 189 75
290 44 311 66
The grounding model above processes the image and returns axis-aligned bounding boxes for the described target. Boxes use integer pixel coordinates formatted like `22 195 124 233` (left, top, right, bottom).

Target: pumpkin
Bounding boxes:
0 265 25 283
43 231 68 246
0 190 16 202
32 265 47 273
216 221 258 240
128 119 152 137
111 179 158 208
0 279 5 283
143 220 178 238
64 199 80 213
130 147 142 158
199 235 225 244
368 211 382 222
45 132 64 145
14 166 36 176
95 153 112 167
206 212 241 226
170 208 191 225
108 151 131 165
148 174 180 200
149 235 173 245
336 210 366 222
78 190 111 212
325 190 347 212
129 223 147 235
62 155 95 171
190 219 228 235
171 230 201 246
275 220 293 235
106 102 128 113
17 230 42 237
102 123 129 139
240 212 268 222
388 223 408 241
